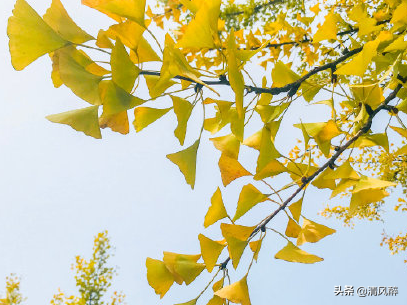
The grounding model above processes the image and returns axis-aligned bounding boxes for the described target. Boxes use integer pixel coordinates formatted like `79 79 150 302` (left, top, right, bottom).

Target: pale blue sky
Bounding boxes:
0 1 406 304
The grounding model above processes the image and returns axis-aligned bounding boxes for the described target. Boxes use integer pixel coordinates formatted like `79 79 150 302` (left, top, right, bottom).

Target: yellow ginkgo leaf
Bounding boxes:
175 299 198 305
207 296 224 305
349 189 389 215
335 39 380 77
215 276 251 305
385 35 407 52
285 217 302 238
100 80 144 115
313 10 338 42
144 75 176 99
146 258 174 299
288 199 303 222
133 107 171 132
390 126 407 138
220 223 255 269
167 140 200 189
46 106 101 139
43 0 94 44
176 0 221 49
204 187 228 228
99 111 130 135
213 277 224 292
330 179 358 198
198 234 225 272
163 252 200 285
111 38 140 92
8 0 68 70
210 134 240 159
130 37 161 63
172 96 193 146
96 29 113 49
297 219 336 246
218 154 252 187
354 133 389 152
82 0 146 27
324 161 360 180
254 159 286 180
86 62 110 76
58 48 103 105
255 103 289 123
233 184 268 222
105 20 145 50
174 256 205 285
351 83 383 108
249 238 263 261
352 176 396 193
256 125 280 173
227 30 245 119
243 130 262 150
271 61 300 87
311 168 336 190
275 241 323 264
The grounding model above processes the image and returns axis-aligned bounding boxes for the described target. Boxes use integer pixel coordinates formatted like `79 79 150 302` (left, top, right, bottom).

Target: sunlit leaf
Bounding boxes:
8 0 68 70
297 219 336 246
99 111 130 135
210 134 240 159
352 176 396 193
204 187 228 228
174 256 205 285
285 217 302 238
46 106 101 139
233 184 268 222
198 234 225 272
167 140 200 188
163 252 200 285
271 61 300 87
218 154 251 187
349 189 389 215
275 241 323 264
215 276 251 305
313 10 338 42
172 96 193 145
133 107 171 132
146 258 174 299
288 199 303 222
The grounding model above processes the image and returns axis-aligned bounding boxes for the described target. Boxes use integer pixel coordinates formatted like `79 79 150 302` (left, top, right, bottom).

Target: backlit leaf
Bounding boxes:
313 10 338 42
133 107 171 132
146 258 174 299
285 217 302 238
271 61 300 87
172 96 193 145
297 219 336 246
233 184 268 222
218 154 251 187
163 252 200 285
8 0 68 70
204 187 228 228
99 111 130 135
352 176 396 193
46 106 101 139
167 140 200 188
288 199 303 222
215 276 251 305
198 234 225 272
174 256 205 285
210 134 240 159
349 189 389 215
275 241 323 264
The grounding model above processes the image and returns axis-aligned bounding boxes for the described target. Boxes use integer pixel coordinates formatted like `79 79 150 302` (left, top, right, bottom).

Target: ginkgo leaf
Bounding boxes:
144 75 176 99
313 10 338 42
58 48 103 105
297 219 336 246
351 83 383 108
105 20 145 50
256 125 280 173
390 126 407 139
198 234 225 272
335 39 380 77
163 252 200 285
100 80 144 115
288 199 303 222
221 223 255 269
175 299 198 305
275 241 323 264
176 0 221 49
131 37 161 63
255 103 289 123
311 168 336 190
354 133 389 151
82 0 146 27
249 238 263 261
285 217 302 238
324 161 360 180
213 277 224 292
349 189 389 215
43 0 94 44
207 296 224 305
227 30 245 120
210 134 240 159
99 111 130 135
174 256 205 285
330 179 358 198
146 258 174 299
215 276 251 305
8 0 68 70
243 130 262 150
46 106 101 139
172 96 193 145
233 184 268 222
254 159 286 180
204 187 228 228
352 176 396 193
271 61 300 87
133 107 171 132
96 29 113 48
167 140 200 188
218 154 251 187
111 38 140 92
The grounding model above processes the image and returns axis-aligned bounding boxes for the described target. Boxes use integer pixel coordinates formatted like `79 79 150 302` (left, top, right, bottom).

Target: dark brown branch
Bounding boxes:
219 75 406 269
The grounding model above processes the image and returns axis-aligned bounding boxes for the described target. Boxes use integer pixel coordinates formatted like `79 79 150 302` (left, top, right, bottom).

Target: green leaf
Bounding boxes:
46 106 101 139
8 0 68 70
167 140 200 189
